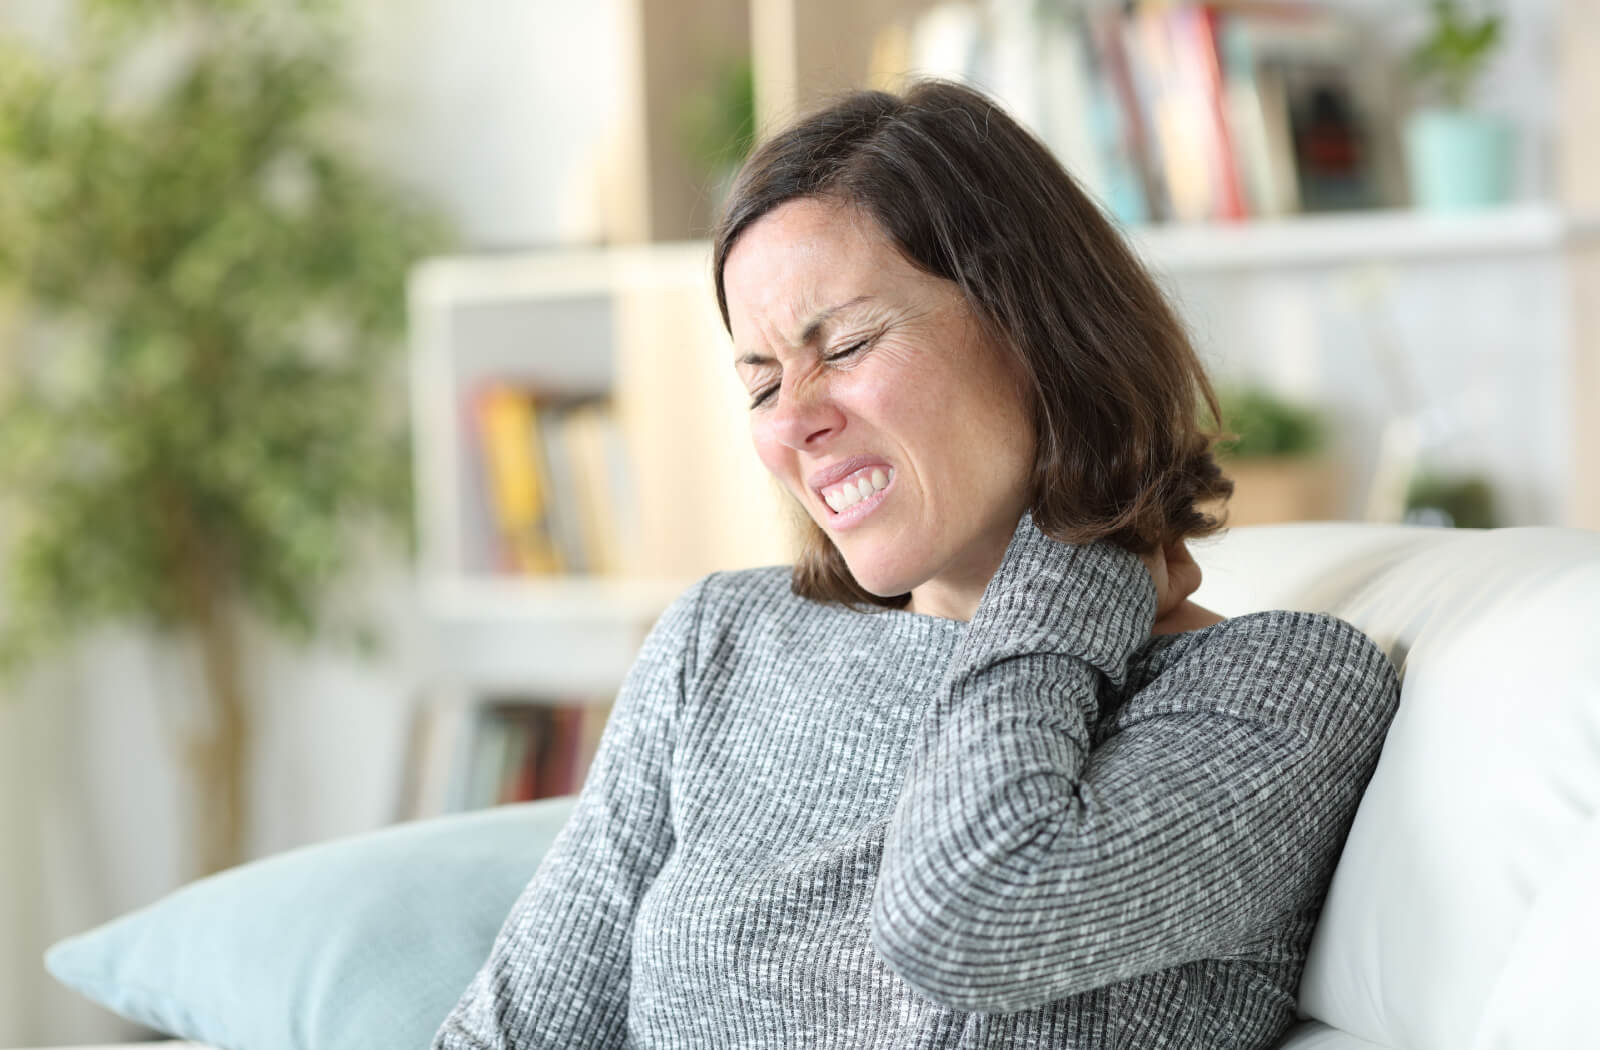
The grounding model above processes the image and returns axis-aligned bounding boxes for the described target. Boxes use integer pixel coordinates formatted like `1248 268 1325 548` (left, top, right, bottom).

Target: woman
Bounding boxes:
434 80 1400 1049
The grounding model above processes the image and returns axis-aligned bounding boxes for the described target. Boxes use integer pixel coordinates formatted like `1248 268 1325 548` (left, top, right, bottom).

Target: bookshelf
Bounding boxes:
403 242 794 817
740 0 1598 528
403 0 1600 816
1124 203 1600 273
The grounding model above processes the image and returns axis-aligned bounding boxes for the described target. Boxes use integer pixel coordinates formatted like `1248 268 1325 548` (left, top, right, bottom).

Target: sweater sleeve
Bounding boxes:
869 512 1400 1014
431 576 707 1050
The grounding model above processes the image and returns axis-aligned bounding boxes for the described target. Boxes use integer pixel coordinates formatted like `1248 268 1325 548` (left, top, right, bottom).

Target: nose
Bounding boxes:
764 372 845 451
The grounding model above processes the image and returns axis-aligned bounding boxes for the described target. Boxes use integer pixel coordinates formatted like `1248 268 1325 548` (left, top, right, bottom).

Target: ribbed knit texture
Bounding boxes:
432 511 1401 1049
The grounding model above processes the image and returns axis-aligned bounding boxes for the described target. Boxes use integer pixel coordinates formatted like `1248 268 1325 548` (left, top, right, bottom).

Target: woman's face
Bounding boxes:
723 197 1036 622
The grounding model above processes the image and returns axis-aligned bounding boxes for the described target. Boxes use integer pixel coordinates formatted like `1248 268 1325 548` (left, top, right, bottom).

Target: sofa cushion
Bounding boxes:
44 796 577 1050
1194 523 1600 1050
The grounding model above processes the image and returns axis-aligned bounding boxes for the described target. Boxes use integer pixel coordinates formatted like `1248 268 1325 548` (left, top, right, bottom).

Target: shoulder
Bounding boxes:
1125 610 1401 742
648 563 814 669
650 565 794 630
681 564 802 639
696 563 796 606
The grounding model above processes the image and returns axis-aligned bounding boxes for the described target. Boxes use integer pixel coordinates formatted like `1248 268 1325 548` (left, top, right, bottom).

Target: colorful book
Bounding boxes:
487 702 609 803
474 385 563 574
536 407 589 573
564 403 637 576
1180 5 1247 221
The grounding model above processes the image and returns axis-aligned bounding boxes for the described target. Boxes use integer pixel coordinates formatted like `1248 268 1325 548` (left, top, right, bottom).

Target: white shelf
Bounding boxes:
1124 203 1598 274
420 575 696 696
422 574 694 622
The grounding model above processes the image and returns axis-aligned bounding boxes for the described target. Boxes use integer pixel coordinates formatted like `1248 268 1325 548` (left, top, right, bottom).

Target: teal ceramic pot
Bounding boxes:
1405 109 1515 211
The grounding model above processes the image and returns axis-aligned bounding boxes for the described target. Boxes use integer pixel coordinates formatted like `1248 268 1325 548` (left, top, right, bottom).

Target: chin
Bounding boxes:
839 549 923 600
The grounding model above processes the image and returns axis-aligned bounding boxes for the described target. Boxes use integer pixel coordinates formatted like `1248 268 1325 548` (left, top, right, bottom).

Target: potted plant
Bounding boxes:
0 0 448 876
1404 471 1499 528
1404 0 1512 211
1206 386 1343 526
675 53 757 220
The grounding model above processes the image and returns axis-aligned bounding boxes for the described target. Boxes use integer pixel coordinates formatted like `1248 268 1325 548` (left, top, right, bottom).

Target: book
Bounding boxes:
1180 5 1248 221
1220 14 1301 217
1035 6 1112 208
465 709 515 810
536 706 585 798
496 706 548 804
468 388 640 577
487 700 612 804
1015 1 1401 223
1085 6 1166 224
536 407 589 572
474 385 563 574
396 698 475 821
563 402 637 577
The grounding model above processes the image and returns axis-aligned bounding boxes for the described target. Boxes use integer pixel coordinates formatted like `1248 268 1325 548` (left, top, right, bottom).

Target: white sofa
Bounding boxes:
1190 522 1600 1050
26 521 1600 1050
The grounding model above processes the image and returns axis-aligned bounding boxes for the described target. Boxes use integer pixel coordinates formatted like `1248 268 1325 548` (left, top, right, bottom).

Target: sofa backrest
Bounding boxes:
1190 522 1600 1050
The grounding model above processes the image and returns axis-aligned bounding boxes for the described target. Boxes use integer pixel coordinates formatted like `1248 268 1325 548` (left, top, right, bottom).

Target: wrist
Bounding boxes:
961 512 1158 678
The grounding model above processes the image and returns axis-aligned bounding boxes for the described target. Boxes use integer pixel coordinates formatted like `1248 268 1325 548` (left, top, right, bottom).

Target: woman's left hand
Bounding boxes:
1138 540 1224 635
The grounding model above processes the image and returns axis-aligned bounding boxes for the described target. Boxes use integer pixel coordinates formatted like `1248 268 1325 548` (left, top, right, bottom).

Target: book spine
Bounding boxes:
1189 5 1248 220
475 385 563 575
401 700 474 820
567 403 636 577
496 707 537 805
1036 7 1112 208
1101 7 1173 223
465 709 512 810
537 404 589 573
540 705 586 797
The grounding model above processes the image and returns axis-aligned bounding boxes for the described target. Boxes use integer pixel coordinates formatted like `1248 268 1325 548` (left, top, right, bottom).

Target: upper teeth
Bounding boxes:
823 467 892 513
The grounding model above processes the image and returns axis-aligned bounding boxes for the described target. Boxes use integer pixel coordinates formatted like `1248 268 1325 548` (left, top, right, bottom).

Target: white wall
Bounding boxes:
347 0 636 249
1168 252 1572 527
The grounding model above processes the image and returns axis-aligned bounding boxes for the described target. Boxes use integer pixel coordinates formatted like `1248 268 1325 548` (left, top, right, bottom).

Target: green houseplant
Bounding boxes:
674 53 757 219
1405 0 1512 210
0 0 447 875
1404 471 1499 528
1209 386 1341 525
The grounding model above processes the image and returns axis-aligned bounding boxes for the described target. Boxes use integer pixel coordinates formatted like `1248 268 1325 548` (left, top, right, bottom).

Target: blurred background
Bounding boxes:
1 0 1595 1043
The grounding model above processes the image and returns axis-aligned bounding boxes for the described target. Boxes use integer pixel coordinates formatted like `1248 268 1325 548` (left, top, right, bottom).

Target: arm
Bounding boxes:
870 512 1399 1013
432 577 707 1050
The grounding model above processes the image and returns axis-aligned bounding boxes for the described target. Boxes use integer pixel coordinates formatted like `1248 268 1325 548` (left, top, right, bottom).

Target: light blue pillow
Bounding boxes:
45 795 577 1050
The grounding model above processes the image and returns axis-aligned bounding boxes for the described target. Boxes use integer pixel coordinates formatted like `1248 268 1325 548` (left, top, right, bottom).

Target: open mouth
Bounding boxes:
818 465 894 526
819 465 893 513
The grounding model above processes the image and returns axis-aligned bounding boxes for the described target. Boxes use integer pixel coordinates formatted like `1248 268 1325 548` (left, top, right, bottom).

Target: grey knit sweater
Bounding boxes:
433 512 1401 1049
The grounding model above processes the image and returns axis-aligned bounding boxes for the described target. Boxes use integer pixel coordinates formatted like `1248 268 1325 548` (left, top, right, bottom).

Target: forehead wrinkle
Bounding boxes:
734 294 876 368
724 199 899 370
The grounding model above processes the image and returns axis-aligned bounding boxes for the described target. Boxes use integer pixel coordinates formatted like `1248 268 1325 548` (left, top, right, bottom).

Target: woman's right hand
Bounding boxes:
1138 540 1224 635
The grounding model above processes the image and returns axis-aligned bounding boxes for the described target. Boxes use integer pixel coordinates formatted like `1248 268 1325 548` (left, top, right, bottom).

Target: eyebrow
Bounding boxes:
735 295 873 367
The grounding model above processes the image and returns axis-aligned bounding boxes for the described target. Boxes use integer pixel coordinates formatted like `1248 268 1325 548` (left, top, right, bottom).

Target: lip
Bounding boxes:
808 454 894 494
822 469 894 531
808 457 895 531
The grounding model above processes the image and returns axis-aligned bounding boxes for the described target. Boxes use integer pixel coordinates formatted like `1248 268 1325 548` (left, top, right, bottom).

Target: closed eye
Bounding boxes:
747 338 871 410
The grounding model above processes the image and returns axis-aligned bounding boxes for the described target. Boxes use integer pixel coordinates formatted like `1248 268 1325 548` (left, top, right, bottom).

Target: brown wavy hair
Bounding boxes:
712 79 1234 611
